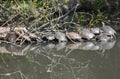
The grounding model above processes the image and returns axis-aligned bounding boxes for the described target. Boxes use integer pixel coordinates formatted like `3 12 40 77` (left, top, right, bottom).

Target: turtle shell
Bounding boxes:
101 22 116 36
80 28 95 40
55 31 67 42
66 32 81 40
90 27 101 35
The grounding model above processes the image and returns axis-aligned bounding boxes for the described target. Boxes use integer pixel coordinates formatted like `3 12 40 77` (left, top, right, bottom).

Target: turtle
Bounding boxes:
66 32 82 41
55 31 67 42
101 22 116 37
90 27 102 35
79 28 95 40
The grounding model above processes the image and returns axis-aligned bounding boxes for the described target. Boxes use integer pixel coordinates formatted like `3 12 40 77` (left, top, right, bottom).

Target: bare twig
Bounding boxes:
1 13 20 27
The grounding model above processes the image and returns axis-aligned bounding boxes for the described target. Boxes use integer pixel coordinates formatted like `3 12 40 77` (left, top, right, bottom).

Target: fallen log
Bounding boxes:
0 27 39 43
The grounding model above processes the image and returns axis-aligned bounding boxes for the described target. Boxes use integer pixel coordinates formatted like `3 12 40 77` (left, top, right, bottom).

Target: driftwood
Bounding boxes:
0 27 40 44
0 27 9 40
0 27 26 39
0 22 117 46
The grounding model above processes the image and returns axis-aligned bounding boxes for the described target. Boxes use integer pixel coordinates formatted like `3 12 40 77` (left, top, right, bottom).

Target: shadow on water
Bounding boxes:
0 34 120 79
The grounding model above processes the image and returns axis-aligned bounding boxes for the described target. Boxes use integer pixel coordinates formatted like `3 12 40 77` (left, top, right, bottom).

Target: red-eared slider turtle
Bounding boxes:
90 27 102 35
101 22 116 37
55 31 67 42
79 28 95 40
5 27 18 43
66 32 82 41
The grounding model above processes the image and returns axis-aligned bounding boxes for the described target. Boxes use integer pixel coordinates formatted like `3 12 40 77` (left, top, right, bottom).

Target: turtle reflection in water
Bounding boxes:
56 42 67 51
5 27 18 43
96 33 113 42
79 42 95 50
5 43 20 53
98 40 116 50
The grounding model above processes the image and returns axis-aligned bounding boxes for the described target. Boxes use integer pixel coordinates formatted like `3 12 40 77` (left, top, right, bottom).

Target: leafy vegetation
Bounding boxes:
0 0 119 30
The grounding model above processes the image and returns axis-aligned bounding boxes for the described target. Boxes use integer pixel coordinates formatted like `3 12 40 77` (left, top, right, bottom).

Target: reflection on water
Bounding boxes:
0 38 120 79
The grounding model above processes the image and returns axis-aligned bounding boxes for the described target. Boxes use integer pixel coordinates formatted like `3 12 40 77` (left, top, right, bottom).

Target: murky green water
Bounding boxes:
0 33 120 79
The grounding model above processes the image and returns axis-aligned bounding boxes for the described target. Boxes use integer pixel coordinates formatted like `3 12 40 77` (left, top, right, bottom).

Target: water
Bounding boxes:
0 35 120 79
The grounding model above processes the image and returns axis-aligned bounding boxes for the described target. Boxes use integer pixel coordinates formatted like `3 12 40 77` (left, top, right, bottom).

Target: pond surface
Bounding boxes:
0 32 120 79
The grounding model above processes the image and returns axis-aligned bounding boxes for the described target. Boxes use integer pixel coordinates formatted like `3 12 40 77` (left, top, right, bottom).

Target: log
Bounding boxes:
0 27 28 40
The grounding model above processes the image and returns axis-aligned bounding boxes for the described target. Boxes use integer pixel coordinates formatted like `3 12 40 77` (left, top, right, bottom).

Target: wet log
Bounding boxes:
0 27 27 38
0 27 10 40
0 27 34 42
